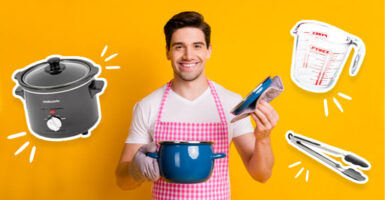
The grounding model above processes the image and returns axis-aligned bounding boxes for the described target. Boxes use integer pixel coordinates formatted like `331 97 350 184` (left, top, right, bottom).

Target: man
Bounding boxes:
116 11 278 199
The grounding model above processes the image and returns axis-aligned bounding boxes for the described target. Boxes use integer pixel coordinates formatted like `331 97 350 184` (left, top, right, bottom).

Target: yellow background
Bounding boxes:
0 0 383 199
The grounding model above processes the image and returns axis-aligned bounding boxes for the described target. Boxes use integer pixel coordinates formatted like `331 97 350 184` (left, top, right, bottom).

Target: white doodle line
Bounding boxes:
29 146 36 163
106 66 120 70
295 167 305 179
324 99 328 117
7 132 26 139
14 141 30 155
289 161 301 168
333 97 343 112
338 92 352 100
104 53 118 62
101 45 108 57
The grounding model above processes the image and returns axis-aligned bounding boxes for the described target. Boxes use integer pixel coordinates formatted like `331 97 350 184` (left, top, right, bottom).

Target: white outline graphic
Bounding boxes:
101 45 120 70
288 161 310 182
323 92 352 117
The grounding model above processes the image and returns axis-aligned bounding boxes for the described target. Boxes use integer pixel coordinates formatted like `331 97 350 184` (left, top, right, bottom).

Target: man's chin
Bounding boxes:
176 72 202 82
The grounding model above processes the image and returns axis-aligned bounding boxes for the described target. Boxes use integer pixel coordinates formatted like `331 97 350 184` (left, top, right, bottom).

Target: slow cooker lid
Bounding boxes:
22 57 93 89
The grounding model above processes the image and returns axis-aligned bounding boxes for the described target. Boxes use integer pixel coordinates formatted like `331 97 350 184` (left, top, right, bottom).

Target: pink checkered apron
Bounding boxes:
152 80 230 200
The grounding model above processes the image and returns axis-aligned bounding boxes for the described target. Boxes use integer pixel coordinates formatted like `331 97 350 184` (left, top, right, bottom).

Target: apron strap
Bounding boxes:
207 79 228 126
155 81 172 124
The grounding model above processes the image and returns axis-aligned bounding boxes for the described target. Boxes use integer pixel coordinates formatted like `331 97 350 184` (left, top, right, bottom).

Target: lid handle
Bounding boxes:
47 57 64 74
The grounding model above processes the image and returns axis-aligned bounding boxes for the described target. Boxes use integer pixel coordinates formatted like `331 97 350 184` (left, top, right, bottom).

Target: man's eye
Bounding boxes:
175 46 183 49
194 45 202 49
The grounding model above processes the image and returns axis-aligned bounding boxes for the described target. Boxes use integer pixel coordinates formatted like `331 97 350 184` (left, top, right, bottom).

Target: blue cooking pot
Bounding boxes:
147 141 226 184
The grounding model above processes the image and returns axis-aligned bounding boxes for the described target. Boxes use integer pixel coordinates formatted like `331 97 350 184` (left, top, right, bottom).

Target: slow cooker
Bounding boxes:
13 56 106 141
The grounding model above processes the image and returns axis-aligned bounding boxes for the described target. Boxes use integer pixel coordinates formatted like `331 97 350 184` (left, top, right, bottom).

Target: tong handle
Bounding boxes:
343 154 370 169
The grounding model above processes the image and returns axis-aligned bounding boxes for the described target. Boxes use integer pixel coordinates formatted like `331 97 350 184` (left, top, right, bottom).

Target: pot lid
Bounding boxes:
18 57 98 90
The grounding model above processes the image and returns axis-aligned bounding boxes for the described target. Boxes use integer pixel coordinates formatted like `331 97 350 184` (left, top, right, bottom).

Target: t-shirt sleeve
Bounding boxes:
230 115 254 138
125 102 152 144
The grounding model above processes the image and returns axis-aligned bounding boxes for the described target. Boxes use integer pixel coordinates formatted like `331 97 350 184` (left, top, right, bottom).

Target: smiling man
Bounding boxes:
116 11 278 200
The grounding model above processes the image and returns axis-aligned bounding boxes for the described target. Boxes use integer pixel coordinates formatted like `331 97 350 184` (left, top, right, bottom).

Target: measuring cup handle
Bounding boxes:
290 21 307 35
349 36 366 76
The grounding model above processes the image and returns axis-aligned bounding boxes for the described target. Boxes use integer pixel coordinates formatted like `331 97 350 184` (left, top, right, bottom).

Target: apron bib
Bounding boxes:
152 80 230 200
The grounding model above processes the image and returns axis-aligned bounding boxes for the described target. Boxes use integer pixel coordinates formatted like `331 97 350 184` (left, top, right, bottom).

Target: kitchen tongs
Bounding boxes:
286 131 371 184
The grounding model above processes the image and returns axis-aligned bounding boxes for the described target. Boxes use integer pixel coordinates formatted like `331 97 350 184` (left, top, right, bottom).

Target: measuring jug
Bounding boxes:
290 20 365 93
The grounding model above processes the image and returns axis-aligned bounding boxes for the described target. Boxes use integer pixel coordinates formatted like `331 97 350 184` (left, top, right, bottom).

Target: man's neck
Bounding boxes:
171 75 209 101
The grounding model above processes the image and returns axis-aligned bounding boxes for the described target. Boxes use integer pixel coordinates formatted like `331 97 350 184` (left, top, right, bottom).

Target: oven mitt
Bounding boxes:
231 76 284 123
128 143 160 182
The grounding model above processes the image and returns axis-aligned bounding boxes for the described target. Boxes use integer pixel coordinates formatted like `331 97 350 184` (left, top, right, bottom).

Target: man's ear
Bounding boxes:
207 44 212 59
166 46 171 60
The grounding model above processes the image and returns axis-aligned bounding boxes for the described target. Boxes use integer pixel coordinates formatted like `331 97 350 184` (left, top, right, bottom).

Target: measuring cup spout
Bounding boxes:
349 36 366 76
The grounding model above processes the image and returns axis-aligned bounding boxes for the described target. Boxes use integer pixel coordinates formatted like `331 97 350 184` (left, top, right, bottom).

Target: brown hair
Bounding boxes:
164 11 211 50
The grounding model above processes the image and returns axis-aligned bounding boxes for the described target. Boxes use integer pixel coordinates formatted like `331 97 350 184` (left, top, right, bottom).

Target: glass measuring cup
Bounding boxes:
290 20 365 93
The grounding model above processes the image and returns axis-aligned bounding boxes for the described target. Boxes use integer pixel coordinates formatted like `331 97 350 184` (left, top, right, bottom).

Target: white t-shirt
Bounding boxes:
125 81 254 144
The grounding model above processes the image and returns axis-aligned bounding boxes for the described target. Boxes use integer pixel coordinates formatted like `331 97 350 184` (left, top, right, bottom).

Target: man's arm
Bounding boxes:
115 143 144 190
232 100 278 183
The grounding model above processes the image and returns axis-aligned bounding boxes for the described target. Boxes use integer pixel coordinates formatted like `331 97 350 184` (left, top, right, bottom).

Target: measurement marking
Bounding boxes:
101 45 108 57
7 132 26 139
315 71 322 85
295 167 305 179
318 72 326 85
29 146 36 163
105 66 120 70
289 161 301 168
323 99 328 117
15 141 30 155
333 98 343 112
306 170 309 182
104 53 118 62
338 92 352 100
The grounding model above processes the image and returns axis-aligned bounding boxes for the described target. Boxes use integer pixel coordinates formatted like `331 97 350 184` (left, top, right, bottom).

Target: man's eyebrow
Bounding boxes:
171 42 206 46
193 42 205 45
171 42 184 47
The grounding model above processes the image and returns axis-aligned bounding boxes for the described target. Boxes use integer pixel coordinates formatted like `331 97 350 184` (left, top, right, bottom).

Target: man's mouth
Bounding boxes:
178 62 199 70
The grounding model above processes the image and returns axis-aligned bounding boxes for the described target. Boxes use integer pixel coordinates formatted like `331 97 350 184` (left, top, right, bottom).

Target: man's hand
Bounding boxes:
251 100 279 139
128 143 160 182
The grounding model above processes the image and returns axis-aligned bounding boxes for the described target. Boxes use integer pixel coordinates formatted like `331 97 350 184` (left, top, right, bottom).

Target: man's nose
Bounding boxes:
182 47 193 60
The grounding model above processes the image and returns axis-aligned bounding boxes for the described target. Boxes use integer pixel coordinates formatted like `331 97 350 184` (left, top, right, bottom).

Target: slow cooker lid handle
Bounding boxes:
46 57 65 75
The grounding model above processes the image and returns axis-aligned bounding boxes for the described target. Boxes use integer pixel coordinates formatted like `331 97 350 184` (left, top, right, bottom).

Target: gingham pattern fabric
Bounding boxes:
152 79 230 200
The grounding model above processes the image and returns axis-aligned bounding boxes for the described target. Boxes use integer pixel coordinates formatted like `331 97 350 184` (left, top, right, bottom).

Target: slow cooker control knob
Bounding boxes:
46 116 62 132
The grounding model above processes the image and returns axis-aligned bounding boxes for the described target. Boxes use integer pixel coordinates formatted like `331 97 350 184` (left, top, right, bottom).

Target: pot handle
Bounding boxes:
14 86 24 99
211 153 226 160
146 152 159 159
89 80 105 97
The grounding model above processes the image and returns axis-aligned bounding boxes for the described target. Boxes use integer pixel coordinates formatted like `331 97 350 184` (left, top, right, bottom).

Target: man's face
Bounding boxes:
167 27 212 82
